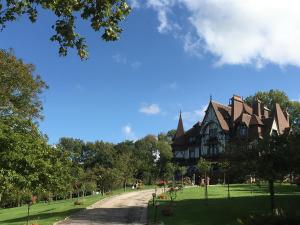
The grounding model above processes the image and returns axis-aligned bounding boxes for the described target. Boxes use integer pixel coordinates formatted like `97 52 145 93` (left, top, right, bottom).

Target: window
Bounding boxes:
210 145 219 156
209 123 218 138
189 148 195 158
189 137 196 144
239 125 248 137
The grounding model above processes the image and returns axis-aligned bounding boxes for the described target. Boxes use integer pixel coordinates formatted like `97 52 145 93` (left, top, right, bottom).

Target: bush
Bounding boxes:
237 209 300 225
157 180 168 187
158 193 168 200
183 177 192 185
137 183 144 189
74 200 84 205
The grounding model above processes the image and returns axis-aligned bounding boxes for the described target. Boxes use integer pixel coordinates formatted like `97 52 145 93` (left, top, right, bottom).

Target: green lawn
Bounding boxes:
148 184 300 225
0 186 154 225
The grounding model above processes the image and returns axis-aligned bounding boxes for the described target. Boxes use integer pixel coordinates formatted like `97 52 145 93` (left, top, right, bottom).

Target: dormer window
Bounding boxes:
239 125 248 137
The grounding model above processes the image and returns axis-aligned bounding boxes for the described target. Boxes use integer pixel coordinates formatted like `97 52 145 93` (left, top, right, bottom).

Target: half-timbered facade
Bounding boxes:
172 95 290 168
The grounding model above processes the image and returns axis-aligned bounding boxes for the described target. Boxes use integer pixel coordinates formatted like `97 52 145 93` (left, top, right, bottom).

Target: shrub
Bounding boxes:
183 177 192 185
74 200 84 205
158 193 168 200
137 183 144 189
157 180 168 187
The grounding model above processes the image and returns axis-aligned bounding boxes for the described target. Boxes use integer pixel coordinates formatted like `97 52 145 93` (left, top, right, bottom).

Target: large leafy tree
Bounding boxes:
0 49 47 120
254 135 291 212
0 0 131 59
134 135 158 184
245 89 300 128
0 50 73 209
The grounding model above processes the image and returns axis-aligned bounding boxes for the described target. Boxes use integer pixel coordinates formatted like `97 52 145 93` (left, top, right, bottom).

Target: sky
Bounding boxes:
1 0 300 144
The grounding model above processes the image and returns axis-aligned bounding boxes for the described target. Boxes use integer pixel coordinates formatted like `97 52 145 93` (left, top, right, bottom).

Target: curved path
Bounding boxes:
56 189 157 225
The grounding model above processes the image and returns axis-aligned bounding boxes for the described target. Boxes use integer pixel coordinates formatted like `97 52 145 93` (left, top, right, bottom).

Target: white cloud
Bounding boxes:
129 0 140 8
112 53 142 69
112 53 127 64
122 125 136 140
139 103 161 115
146 0 178 33
147 0 300 67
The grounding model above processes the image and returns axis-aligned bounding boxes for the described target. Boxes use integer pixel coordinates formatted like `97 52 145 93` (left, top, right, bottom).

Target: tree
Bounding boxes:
134 136 158 184
197 158 211 205
0 49 47 120
157 140 173 180
0 1 131 59
158 129 177 144
175 165 187 188
115 152 135 191
245 89 300 128
253 135 290 212
58 137 84 164
218 160 231 198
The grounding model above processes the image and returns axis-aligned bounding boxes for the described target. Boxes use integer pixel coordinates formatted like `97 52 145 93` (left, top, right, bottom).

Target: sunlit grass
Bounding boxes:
148 184 300 225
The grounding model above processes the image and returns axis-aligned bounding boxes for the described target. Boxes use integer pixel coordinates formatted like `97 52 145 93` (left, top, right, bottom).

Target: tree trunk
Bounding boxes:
268 179 275 213
227 176 230 199
26 203 30 225
205 172 208 205
223 172 226 185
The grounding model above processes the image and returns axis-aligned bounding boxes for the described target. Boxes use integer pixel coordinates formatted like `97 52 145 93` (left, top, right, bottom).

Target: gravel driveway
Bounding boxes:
56 189 158 225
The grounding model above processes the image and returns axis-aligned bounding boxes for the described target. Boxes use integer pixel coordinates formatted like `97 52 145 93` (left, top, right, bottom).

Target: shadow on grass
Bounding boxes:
228 184 300 195
1 206 147 224
149 195 300 225
0 208 80 225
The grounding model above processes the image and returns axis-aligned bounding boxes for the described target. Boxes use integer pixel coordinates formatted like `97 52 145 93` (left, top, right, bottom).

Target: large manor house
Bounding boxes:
172 95 290 166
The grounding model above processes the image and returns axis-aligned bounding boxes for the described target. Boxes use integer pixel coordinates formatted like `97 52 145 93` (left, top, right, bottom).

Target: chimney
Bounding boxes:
231 95 244 124
261 105 269 119
252 98 261 118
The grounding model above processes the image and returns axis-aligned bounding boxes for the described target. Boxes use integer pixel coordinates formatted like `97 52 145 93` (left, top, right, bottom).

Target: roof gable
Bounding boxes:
201 101 230 132
274 103 289 135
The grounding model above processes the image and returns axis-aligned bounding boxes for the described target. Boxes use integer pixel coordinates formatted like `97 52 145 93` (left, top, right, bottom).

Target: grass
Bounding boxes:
0 186 155 225
148 183 300 225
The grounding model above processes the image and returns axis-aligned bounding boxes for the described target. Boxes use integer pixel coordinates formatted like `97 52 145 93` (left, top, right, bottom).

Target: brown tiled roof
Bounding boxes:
250 115 264 126
239 113 252 127
243 103 253 115
211 101 231 131
173 112 185 146
274 103 290 134
175 113 184 138
172 95 290 149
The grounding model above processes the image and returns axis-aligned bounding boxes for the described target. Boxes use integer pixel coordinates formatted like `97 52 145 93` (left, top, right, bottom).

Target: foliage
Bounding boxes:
245 89 300 128
197 157 211 174
0 49 47 120
0 1 131 59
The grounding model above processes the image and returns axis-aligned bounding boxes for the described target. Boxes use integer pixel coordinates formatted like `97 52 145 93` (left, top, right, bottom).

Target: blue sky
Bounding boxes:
1 1 300 144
